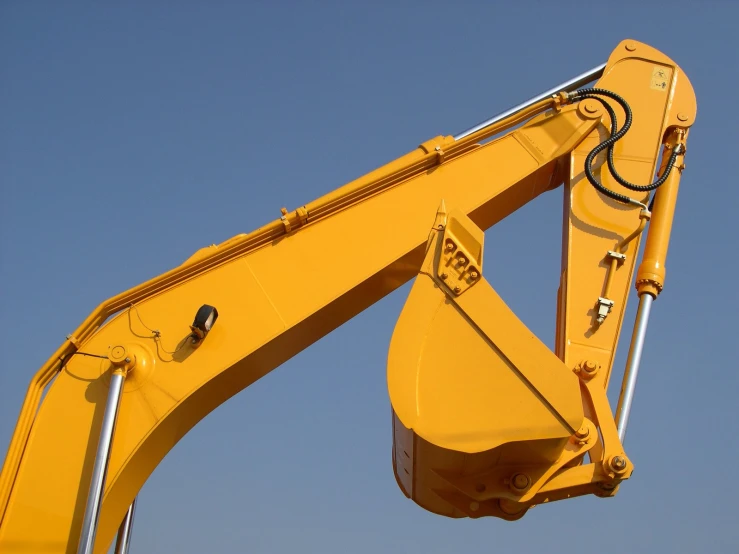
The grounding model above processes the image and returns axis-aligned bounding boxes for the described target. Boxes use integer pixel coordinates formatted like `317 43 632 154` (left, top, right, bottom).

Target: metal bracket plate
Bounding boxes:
435 212 483 296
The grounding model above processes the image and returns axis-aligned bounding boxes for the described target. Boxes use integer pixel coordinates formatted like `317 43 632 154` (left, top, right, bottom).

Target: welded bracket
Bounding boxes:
426 202 483 297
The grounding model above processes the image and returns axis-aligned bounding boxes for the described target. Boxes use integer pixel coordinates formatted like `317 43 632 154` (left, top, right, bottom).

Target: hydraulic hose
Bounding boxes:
570 88 683 206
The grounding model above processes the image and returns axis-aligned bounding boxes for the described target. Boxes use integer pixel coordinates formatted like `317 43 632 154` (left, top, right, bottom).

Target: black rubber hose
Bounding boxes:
574 92 634 204
579 88 681 193
571 88 681 205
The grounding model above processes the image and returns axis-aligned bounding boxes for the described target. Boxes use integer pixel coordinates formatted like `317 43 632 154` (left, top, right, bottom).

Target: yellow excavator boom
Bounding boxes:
0 39 696 553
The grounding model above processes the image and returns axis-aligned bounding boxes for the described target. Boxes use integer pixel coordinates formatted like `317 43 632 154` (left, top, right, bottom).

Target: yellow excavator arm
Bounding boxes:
0 39 696 553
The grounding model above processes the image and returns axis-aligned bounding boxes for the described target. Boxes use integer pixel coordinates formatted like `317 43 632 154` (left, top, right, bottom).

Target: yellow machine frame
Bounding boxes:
0 39 696 553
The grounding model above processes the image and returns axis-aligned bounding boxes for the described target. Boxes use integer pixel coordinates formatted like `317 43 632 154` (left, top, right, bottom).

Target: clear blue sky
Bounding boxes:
1 2 737 553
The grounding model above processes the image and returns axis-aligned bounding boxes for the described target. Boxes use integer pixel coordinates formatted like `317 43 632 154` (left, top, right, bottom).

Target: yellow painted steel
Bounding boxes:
389 40 695 520
0 39 696 552
388 207 585 454
636 129 687 297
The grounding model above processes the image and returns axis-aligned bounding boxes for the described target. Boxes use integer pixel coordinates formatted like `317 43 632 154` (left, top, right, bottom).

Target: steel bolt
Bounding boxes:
440 273 448 280
677 112 689 122
446 243 454 251
458 257 467 265
575 427 589 439
625 41 637 52
453 286 462 294
512 473 530 491
611 456 627 471
583 360 598 373
584 101 598 114
470 271 479 280
125 357 131 364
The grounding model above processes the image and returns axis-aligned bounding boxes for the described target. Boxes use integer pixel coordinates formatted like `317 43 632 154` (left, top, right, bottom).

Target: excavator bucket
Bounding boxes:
387 203 592 520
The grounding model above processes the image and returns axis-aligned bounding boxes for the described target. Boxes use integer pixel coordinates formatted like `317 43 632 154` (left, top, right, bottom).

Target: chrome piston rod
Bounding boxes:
453 62 606 140
77 370 127 554
114 497 138 554
615 293 655 442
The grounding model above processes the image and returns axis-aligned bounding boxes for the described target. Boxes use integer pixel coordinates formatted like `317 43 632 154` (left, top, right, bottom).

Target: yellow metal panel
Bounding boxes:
388 209 584 517
388 274 579 452
388 209 583 454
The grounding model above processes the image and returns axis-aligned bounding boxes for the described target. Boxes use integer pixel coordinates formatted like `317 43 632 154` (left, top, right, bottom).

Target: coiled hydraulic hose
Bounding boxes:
570 88 683 206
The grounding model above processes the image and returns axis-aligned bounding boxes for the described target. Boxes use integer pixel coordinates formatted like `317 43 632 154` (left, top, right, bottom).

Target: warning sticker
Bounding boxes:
650 66 671 91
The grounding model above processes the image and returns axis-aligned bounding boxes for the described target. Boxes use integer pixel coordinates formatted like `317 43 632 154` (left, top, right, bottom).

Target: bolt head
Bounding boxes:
611 456 627 471
453 286 461 294
512 473 530 490
440 273 448 280
111 346 125 358
445 243 454 251
625 41 637 51
470 271 479 280
677 112 689 122
579 99 602 119
583 360 598 373
575 426 590 439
